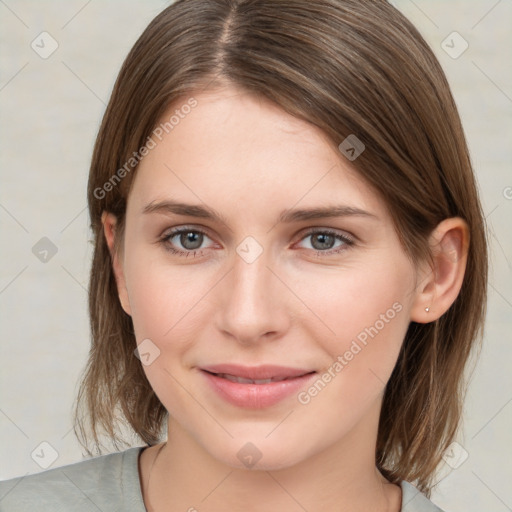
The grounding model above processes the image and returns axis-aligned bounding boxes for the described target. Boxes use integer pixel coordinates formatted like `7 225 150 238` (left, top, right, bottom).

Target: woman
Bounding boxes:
0 0 487 510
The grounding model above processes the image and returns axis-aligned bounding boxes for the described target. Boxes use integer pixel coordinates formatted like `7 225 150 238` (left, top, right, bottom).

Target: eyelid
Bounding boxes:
291 227 355 256
160 224 356 242
159 225 356 257
296 227 356 244
160 225 216 245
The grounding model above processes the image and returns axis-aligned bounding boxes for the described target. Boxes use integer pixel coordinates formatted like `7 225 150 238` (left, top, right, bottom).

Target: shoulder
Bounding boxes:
0 446 146 512
400 481 445 512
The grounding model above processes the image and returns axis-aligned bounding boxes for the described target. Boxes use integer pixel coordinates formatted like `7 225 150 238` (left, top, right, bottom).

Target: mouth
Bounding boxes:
200 364 315 382
204 373 308 384
199 364 317 408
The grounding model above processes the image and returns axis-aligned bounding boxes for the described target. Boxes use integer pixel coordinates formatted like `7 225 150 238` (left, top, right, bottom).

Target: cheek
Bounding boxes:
294 257 414 388
123 244 213 341
122 250 224 412
289 269 412 436
123 251 214 412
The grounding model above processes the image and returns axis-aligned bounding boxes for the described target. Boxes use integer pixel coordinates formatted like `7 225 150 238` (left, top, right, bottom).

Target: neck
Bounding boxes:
139 400 401 512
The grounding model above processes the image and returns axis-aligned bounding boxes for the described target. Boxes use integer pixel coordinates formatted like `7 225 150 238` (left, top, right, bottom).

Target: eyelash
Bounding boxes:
160 227 355 258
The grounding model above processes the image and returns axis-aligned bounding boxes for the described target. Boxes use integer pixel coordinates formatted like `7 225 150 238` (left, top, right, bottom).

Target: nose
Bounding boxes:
215 245 291 345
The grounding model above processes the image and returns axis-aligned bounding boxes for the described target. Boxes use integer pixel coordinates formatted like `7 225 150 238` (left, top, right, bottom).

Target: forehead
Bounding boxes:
128 86 387 223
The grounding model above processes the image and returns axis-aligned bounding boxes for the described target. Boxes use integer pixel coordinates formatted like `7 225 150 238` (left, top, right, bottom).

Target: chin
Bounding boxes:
206 432 315 472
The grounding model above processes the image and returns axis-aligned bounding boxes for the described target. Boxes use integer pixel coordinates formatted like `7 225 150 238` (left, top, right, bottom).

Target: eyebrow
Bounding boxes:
142 200 377 225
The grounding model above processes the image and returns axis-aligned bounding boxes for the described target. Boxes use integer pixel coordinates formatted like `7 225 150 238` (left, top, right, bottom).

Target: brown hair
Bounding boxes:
74 0 488 496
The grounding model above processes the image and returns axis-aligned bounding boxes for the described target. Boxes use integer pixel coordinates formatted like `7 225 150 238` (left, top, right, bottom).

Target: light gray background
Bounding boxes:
0 1 511 510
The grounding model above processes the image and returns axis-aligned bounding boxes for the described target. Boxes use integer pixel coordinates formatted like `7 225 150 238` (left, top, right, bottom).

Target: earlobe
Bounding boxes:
101 211 132 316
410 217 469 324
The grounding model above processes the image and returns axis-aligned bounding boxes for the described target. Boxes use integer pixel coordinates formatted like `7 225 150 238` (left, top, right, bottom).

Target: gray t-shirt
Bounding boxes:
0 447 444 511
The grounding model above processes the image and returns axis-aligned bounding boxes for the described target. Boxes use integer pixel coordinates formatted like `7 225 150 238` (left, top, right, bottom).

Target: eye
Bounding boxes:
295 228 354 255
159 226 355 258
160 227 214 257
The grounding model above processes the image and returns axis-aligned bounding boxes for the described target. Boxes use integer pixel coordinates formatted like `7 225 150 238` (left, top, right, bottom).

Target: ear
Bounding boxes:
101 211 132 316
410 217 469 323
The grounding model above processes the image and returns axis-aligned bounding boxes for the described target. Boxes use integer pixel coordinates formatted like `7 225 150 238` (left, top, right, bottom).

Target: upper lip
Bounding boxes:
200 364 315 380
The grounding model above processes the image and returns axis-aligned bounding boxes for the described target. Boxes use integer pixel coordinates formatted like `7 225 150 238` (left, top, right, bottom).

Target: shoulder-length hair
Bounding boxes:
75 0 488 496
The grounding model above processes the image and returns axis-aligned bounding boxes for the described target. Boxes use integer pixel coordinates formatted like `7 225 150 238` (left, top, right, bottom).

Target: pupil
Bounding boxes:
181 232 202 250
313 233 333 250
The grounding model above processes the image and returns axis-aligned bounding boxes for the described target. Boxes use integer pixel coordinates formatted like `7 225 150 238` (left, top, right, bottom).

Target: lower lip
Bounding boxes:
201 370 316 409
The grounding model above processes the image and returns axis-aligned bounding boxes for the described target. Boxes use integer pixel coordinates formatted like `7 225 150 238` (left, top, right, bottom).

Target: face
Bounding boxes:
109 85 424 471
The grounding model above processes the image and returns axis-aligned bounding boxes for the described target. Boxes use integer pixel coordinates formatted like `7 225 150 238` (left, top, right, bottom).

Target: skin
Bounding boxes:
103 85 469 512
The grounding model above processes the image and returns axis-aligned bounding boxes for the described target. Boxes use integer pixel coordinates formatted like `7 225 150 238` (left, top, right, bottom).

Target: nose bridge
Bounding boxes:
233 246 271 303
216 239 289 343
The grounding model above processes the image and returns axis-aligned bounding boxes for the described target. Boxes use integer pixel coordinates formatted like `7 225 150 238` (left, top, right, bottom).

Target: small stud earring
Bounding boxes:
425 307 430 312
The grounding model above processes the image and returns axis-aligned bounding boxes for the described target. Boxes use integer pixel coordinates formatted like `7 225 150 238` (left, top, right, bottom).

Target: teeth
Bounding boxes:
217 373 288 384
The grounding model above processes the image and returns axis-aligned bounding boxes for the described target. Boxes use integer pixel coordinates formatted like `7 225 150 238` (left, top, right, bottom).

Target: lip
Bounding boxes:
200 364 313 380
200 364 316 409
